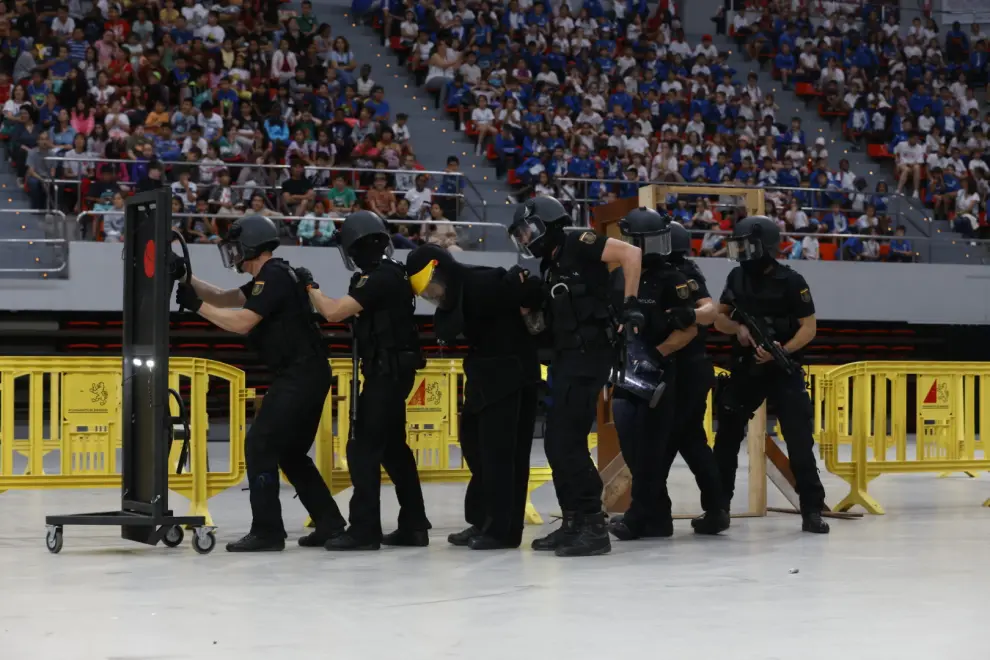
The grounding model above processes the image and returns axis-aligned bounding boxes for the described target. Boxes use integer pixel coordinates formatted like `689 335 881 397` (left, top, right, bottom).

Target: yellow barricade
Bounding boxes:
0 357 252 525
819 362 990 514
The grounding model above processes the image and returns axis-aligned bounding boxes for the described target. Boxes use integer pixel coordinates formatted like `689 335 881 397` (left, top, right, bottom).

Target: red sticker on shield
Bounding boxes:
143 240 155 278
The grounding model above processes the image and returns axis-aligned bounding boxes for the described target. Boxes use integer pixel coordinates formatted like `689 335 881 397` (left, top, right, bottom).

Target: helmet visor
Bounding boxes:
509 216 547 258
218 241 244 270
644 231 672 256
726 236 764 262
336 243 358 271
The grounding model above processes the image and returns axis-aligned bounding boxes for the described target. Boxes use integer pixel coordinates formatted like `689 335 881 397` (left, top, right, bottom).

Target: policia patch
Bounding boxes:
252 281 265 296
687 279 699 292
579 231 597 244
800 288 812 303
676 284 690 299
356 275 369 288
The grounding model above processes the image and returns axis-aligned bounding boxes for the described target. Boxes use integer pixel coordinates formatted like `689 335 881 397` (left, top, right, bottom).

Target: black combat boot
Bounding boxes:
691 510 731 535
609 513 673 540
555 512 612 557
447 525 482 546
801 511 830 534
298 524 346 547
226 533 285 553
382 528 430 547
468 534 518 550
325 530 381 551
531 511 579 551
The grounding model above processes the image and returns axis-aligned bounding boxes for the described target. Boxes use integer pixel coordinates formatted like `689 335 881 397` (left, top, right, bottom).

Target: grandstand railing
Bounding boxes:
77 212 513 252
42 158 489 225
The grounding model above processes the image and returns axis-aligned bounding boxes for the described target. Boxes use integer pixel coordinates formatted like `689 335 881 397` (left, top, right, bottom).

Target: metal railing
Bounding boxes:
0 209 69 275
43 157 489 225
78 212 513 252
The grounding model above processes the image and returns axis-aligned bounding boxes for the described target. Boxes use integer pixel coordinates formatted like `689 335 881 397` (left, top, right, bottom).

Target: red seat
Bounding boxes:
819 242 837 260
464 120 479 137
507 169 521 186
690 238 702 255
795 82 822 98
867 144 893 159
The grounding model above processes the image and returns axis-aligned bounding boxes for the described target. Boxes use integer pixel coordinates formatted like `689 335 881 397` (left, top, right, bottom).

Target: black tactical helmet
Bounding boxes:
337 209 392 271
509 196 572 258
669 221 691 254
727 215 780 262
619 207 672 255
219 214 280 271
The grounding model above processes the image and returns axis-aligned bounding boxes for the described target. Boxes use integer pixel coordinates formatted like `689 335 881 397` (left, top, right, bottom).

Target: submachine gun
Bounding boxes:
722 289 800 375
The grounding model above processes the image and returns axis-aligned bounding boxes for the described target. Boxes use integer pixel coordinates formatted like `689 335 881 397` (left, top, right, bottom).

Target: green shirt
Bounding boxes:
297 15 316 34
327 186 356 210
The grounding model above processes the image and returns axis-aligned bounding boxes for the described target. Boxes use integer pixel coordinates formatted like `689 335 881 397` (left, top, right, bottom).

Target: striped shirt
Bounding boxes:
68 39 88 62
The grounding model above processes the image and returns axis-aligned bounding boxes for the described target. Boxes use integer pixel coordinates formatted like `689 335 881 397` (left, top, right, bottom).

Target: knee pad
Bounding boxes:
250 471 280 490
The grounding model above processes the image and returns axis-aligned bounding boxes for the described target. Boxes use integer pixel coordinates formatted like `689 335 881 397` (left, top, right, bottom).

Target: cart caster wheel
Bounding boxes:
46 526 63 554
192 528 216 555
162 525 184 548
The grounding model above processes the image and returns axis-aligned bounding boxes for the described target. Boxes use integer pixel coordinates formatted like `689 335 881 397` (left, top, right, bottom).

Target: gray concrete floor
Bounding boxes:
1 449 989 659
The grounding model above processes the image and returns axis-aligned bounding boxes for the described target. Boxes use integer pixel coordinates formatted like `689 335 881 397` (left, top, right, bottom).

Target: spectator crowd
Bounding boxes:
373 0 943 259
732 0 989 239
0 0 468 248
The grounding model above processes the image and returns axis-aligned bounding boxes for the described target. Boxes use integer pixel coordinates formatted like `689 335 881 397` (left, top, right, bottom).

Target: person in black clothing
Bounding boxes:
712 215 829 534
508 196 644 557
304 210 431 550
664 221 729 535
135 160 167 193
606 209 699 541
173 214 347 552
406 244 544 550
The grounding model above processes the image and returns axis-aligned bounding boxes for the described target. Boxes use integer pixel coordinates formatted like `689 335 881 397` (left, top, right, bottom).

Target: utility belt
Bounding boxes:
360 349 425 377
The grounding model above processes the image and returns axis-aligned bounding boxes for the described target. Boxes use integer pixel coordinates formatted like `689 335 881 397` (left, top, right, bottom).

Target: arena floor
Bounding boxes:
1 450 988 660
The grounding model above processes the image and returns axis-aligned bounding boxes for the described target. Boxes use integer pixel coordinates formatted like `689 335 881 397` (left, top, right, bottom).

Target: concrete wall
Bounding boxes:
2 243 988 324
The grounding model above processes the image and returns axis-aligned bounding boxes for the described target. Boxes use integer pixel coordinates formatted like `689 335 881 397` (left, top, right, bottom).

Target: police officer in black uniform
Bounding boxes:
664 221 730 535
405 244 544 550
606 208 699 541
174 214 347 552
304 210 431 550
712 215 829 534
509 196 645 558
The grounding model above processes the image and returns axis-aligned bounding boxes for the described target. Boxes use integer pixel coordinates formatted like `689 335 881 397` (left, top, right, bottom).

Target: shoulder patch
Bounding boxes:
687 279 699 292
579 231 597 244
356 275 369 288
251 281 264 296
676 283 689 299
800 287 812 303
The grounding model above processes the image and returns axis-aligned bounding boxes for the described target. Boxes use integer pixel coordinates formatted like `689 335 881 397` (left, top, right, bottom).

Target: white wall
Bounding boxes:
2 243 988 324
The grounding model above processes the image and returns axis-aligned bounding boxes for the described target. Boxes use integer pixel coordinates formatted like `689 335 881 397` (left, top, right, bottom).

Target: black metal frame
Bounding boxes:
45 189 214 553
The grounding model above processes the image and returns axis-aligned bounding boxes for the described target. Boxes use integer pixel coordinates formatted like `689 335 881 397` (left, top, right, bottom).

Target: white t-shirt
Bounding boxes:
801 236 820 260
623 135 649 156
894 141 926 165
197 24 225 47
404 187 432 218
471 107 494 126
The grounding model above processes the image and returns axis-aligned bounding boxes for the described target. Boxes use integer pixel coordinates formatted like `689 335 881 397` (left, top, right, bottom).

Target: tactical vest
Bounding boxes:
545 248 614 353
678 259 708 357
250 258 327 373
352 259 424 376
727 266 801 347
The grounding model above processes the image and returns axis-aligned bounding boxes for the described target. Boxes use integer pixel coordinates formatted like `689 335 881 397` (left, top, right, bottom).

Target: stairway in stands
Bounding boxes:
314 0 515 247
0 157 60 279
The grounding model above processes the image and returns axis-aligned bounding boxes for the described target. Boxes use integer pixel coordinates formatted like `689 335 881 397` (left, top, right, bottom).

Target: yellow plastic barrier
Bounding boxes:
0 358 252 525
818 362 990 514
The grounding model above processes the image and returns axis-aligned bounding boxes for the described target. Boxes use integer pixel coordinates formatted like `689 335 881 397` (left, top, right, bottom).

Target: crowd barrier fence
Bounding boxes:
0 357 251 525
818 362 990 514
3 358 987 526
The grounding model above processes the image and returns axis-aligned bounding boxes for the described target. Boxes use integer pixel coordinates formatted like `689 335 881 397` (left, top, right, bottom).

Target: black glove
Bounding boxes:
167 250 187 283
175 283 203 313
668 306 696 330
505 265 544 309
295 267 318 290
620 296 645 336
